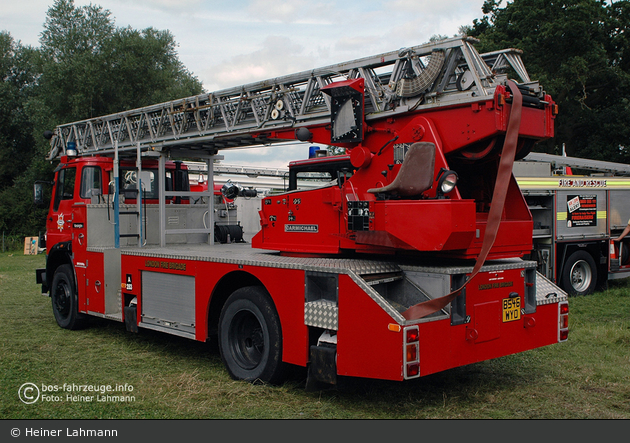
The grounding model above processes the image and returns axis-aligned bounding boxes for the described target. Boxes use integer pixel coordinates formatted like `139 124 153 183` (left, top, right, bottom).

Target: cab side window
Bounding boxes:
293 171 333 191
53 167 76 211
80 166 102 199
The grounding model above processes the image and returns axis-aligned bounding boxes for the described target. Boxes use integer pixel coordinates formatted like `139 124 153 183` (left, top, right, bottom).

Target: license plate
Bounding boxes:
502 297 521 322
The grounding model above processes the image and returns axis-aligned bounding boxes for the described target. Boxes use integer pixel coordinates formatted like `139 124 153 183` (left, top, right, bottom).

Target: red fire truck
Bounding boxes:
35 37 568 387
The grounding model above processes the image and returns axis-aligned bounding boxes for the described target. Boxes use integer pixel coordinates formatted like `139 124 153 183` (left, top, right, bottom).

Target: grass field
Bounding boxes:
1 251 629 419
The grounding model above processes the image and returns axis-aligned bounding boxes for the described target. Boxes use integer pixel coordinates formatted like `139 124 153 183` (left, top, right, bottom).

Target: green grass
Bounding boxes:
1 252 629 419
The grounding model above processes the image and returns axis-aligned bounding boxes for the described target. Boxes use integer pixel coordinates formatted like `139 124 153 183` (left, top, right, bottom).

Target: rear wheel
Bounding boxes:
51 264 86 329
561 250 597 296
218 286 286 384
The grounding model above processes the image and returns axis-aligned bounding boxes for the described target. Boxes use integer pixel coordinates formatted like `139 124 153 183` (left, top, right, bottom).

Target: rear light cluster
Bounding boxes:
403 325 420 379
558 302 569 342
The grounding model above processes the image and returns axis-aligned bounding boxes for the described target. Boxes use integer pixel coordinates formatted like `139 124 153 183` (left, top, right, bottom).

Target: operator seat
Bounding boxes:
367 142 436 197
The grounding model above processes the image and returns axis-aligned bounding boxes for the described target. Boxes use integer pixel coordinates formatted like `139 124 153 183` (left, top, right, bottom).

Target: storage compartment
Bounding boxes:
141 271 196 337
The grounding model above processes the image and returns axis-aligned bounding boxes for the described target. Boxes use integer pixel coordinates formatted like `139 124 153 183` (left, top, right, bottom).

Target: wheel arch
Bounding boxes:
206 271 266 338
46 242 74 294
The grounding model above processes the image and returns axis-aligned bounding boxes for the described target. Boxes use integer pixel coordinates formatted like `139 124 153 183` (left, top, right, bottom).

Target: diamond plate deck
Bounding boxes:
398 258 538 275
305 300 339 330
535 271 568 305
119 243 401 276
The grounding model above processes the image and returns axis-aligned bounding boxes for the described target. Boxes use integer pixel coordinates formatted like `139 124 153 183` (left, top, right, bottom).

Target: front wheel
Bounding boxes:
218 286 286 384
561 250 597 296
51 264 86 329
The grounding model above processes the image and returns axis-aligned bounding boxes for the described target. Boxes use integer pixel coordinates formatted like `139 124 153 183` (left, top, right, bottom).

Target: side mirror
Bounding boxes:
34 183 45 207
34 180 53 207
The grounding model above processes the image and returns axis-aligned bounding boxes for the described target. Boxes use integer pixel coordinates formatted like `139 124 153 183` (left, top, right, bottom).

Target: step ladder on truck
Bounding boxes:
34 37 568 387
515 152 630 296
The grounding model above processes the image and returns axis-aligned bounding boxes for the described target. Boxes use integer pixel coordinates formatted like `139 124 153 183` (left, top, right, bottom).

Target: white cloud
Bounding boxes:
204 35 318 91
124 0 203 8
334 35 382 54
386 0 482 17
0 1 51 46
246 0 335 24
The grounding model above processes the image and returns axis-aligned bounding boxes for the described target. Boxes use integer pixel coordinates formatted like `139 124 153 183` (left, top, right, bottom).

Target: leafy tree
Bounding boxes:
468 0 630 162
0 156 51 236
0 0 205 236
35 0 116 125
103 26 204 112
34 0 203 126
0 32 38 190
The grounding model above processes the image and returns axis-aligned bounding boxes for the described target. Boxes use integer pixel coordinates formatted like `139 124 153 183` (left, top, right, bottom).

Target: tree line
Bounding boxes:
468 0 630 160
1 0 628 237
0 0 203 237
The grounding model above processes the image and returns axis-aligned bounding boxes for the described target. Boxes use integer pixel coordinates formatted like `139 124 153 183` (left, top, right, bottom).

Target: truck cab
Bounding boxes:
35 155 191 296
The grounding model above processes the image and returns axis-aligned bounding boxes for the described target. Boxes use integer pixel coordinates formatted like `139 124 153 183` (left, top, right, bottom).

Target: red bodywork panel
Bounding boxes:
46 156 112 252
417 269 560 377
337 267 560 380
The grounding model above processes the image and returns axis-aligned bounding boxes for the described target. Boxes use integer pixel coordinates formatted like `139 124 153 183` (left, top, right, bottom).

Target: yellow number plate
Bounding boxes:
502 297 521 322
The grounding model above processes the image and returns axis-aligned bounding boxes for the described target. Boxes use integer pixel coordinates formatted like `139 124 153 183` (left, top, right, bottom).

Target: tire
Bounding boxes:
561 250 597 296
51 264 86 330
218 286 287 384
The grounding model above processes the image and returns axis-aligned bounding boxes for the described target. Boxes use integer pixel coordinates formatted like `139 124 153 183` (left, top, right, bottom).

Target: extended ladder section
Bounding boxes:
47 37 539 161
523 153 630 176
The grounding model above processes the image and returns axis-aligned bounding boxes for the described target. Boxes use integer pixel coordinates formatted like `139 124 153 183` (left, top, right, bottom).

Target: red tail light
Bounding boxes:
558 302 569 342
403 326 420 379
406 344 418 362
560 329 569 341
406 327 419 343
406 363 420 377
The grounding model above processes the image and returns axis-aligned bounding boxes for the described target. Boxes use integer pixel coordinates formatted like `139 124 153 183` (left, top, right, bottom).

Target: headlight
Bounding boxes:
221 181 241 200
438 170 458 195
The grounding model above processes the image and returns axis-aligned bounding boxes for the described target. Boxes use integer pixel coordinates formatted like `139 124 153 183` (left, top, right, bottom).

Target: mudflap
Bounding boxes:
124 305 138 333
305 345 337 391
36 268 49 296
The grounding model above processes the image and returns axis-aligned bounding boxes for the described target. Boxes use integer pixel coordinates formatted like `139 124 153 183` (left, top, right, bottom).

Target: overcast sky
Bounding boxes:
1 0 489 168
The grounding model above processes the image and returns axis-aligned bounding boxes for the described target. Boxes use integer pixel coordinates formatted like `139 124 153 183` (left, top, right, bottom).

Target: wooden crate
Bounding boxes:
24 237 38 255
